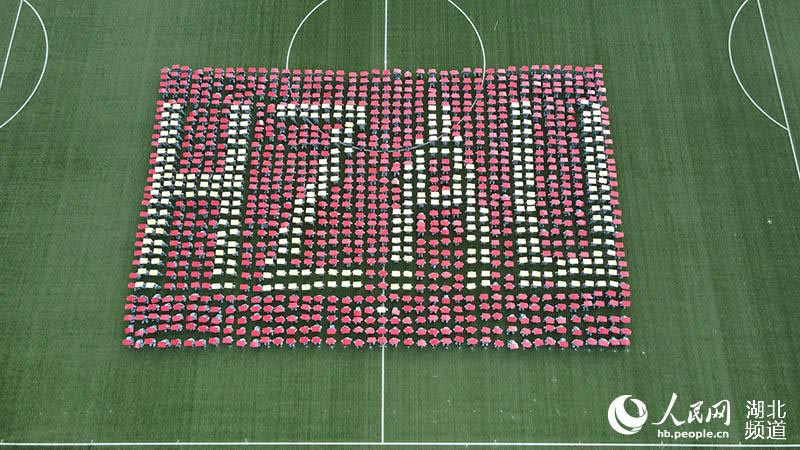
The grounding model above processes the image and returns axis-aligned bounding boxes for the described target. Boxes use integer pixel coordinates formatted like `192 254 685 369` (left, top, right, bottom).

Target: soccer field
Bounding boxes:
0 0 798 448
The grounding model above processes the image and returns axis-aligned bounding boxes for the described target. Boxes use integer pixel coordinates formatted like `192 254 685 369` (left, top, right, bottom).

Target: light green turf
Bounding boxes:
0 1 798 449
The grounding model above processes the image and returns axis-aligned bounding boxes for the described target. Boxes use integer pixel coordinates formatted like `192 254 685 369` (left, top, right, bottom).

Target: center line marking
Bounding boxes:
383 0 388 70
381 345 386 442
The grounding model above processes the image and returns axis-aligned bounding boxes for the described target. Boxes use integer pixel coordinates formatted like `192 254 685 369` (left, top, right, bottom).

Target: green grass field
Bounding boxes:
0 0 798 448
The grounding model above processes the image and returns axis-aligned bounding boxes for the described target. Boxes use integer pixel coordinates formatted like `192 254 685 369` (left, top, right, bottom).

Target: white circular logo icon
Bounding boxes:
608 395 648 435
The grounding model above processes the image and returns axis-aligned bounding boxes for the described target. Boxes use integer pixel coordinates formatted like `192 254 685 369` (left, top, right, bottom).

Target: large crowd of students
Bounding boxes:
123 64 631 350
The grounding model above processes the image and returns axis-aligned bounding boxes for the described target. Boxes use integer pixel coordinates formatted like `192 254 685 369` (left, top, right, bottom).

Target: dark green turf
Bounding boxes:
0 1 798 448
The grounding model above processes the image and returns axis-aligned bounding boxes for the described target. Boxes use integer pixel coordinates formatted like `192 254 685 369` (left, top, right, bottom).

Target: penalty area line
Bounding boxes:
0 0 50 131
755 0 800 183
0 0 24 93
727 0 787 131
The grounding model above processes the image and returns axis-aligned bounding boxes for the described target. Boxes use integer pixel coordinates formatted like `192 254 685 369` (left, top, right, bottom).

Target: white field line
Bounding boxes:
756 0 800 182
727 0 788 131
285 0 330 70
446 0 487 75
0 0 48 130
0 442 799 448
383 0 388 70
0 0 24 93
381 345 386 442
